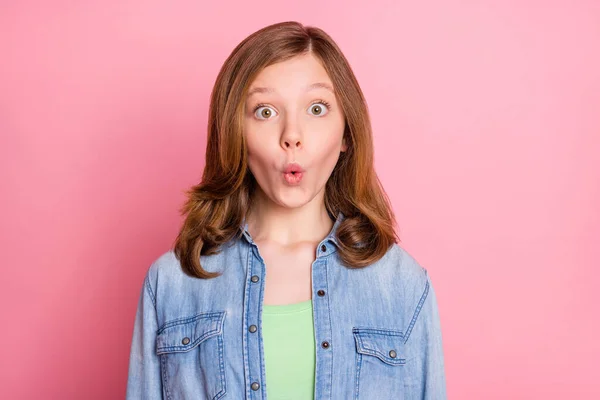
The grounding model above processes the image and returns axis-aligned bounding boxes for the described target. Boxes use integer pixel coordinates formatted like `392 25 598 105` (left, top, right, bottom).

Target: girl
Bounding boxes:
126 21 446 399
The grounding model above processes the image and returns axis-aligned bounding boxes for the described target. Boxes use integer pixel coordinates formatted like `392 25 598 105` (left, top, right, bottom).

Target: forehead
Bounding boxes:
248 53 333 93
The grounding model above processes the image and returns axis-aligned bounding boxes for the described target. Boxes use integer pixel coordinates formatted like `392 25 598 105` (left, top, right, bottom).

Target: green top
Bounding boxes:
262 299 316 399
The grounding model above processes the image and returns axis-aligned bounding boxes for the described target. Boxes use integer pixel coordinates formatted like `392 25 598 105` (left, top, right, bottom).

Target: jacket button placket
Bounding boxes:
245 245 266 398
312 246 334 399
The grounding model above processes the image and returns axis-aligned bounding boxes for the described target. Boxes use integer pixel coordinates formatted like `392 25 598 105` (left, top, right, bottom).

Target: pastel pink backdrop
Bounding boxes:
1 1 598 399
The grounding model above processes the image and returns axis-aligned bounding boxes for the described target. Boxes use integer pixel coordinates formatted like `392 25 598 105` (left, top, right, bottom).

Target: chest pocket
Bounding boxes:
156 311 226 400
353 327 407 400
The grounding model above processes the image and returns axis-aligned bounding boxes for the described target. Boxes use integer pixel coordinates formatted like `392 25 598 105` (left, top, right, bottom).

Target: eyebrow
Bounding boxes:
247 82 335 98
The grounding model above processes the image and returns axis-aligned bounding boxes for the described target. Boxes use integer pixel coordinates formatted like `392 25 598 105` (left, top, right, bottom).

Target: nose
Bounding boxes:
283 137 301 148
280 113 303 150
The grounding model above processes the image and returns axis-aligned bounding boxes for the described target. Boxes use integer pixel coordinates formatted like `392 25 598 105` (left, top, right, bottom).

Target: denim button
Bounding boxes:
317 290 325 296
321 341 330 349
389 350 397 358
249 325 257 333
251 382 260 390
251 275 259 283
182 337 190 345
321 244 327 252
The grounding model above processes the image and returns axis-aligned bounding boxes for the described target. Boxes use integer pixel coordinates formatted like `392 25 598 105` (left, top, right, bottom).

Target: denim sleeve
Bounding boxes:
408 271 447 399
125 269 163 399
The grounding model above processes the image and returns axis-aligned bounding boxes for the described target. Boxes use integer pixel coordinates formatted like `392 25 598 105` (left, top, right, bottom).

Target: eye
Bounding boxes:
308 100 331 117
254 105 277 120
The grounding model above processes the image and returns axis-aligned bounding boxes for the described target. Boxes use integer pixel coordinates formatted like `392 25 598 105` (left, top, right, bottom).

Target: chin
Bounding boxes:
274 193 310 208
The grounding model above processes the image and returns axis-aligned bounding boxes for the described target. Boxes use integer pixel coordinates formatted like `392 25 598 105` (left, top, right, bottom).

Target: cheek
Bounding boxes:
244 126 264 156
319 120 345 150
313 137 344 171
244 122 276 151
245 139 274 177
319 115 346 147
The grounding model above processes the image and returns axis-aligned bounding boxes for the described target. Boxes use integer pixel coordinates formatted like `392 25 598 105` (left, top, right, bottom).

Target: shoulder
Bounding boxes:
385 243 430 286
143 250 184 290
142 248 232 292
147 249 179 274
386 244 436 334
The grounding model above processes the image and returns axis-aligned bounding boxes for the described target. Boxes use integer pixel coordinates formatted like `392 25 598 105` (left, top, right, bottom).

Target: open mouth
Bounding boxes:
283 171 303 184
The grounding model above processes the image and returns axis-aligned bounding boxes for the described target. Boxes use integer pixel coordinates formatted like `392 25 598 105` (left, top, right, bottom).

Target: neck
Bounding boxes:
245 189 333 247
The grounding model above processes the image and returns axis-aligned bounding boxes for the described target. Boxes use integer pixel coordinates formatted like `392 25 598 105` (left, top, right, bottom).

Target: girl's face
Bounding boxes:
243 52 347 210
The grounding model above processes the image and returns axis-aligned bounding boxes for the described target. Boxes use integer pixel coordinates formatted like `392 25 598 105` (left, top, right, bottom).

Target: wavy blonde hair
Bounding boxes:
173 21 400 279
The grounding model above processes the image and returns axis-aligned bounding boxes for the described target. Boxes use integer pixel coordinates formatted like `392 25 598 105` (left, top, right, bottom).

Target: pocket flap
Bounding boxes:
156 311 225 355
353 327 406 365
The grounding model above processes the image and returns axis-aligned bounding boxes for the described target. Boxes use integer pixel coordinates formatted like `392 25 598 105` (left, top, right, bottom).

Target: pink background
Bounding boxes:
1 1 599 398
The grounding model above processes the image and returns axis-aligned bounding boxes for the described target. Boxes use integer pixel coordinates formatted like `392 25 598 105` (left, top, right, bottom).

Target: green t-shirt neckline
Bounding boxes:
263 299 313 314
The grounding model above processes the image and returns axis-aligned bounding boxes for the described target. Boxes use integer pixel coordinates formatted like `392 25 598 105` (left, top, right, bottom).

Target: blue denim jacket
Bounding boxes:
126 212 447 399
